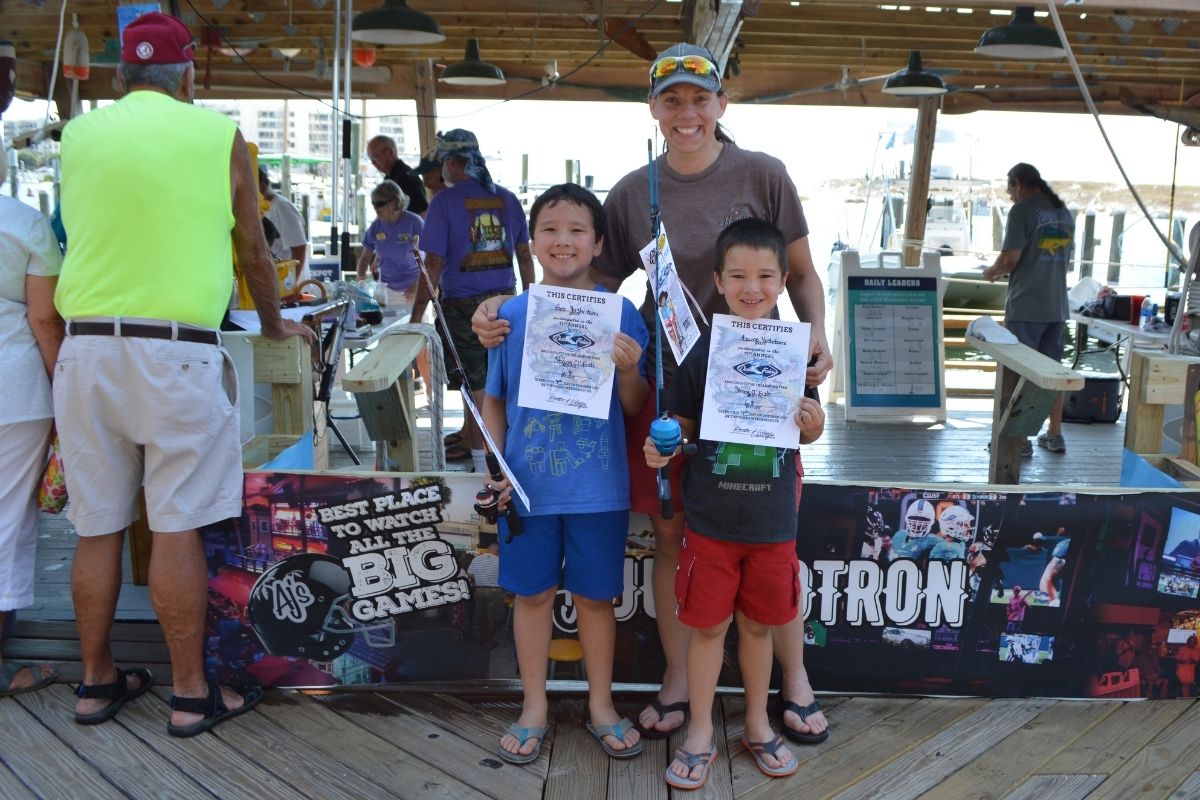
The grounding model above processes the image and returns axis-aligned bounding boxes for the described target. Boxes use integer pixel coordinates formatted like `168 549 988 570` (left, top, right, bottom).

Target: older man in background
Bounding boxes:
367 134 428 216
55 11 314 737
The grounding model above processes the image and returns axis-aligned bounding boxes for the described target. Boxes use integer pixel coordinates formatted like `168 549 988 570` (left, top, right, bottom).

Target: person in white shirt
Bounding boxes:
258 165 308 281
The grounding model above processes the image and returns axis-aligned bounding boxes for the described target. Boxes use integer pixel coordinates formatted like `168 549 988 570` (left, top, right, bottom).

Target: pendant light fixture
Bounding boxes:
974 6 1066 60
440 38 506 86
351 0 444 46
882 51 947 96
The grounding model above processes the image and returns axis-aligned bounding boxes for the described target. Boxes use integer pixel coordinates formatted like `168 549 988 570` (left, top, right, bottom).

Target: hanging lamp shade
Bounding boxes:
440 39 506 86
351 0 444 46
974 6 1066 60
882 51 946 96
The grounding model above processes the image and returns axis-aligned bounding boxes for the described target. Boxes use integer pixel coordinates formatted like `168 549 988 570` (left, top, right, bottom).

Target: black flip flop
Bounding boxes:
778 697 829 745
167 674 263 738
445 443 472 461
74 666 154 724
636 697 689 740
443 431 464 447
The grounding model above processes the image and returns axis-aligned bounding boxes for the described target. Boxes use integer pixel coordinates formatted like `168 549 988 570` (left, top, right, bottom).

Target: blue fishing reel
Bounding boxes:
650 413 682 456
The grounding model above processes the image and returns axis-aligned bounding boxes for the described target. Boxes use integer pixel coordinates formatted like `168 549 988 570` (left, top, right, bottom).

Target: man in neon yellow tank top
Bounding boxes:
54 11 315 738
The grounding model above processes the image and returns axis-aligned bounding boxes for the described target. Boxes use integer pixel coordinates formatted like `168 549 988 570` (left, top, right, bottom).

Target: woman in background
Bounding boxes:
0 138 66 695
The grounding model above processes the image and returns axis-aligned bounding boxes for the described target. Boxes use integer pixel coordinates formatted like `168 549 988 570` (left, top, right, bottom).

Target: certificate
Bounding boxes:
699 314 810 448
517 284 623 420
639 224 701 364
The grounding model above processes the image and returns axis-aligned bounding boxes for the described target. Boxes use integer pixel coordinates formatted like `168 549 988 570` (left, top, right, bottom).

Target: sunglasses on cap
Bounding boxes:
649 55 720 85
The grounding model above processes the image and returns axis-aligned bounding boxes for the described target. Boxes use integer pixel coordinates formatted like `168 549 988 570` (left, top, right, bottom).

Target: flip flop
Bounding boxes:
0 661 57 698
445 443 472 461
664 743 718 790
74 667 153 725
742 734 798 778
443 431 463 447
637 696 689 739
74 666 154 724
586 718 644 759
498 722 547 765
778 697 829 744
167 674 263 738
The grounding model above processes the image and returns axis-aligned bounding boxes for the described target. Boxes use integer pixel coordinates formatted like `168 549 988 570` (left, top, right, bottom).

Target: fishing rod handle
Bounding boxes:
484 451 523 539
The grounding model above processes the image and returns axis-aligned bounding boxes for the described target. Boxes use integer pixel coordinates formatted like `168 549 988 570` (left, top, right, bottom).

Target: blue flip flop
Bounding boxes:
499 723 547 765
779 697 830 744
742 734 798 778
586 718 644 759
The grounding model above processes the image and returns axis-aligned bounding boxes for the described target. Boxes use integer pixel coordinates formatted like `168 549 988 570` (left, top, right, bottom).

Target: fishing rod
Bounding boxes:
645 139 683 520
409 239 523 542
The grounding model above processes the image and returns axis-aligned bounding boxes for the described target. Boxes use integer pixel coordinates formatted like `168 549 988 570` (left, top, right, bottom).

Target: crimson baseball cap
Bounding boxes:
121 12 195 65
649 43 722 97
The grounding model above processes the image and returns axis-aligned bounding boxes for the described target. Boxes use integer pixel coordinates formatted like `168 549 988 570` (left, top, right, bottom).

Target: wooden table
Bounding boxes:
342 332 427 472
967 333 1085 484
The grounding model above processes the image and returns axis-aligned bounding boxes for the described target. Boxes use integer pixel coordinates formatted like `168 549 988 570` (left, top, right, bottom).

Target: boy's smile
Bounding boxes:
714 244 786 320
531 200 603 288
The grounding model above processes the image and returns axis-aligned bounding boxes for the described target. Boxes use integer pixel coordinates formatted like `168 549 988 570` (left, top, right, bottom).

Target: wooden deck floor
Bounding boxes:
3 674 1200 799
3 382 1170 800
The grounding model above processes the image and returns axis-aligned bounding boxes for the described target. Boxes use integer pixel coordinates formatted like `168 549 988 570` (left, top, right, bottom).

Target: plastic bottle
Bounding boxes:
1141 299 1154 330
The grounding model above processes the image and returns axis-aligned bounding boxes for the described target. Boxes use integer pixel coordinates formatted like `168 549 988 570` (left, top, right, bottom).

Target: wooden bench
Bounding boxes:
342 332 426 472
966 333 1085 484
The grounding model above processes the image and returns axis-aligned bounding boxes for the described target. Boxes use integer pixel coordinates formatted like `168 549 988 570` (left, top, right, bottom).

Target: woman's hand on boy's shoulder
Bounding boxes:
471 295 511 348
612 332 643 373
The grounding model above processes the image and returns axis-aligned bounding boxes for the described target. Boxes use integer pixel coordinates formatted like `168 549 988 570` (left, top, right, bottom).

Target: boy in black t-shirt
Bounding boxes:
645 218 824 790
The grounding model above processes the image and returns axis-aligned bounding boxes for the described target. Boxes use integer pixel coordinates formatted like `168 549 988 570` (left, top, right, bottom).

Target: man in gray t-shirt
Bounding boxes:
983 162 1074 454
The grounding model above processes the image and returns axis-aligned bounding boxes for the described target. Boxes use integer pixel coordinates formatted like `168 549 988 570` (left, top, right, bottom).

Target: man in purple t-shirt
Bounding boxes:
413 129 533 469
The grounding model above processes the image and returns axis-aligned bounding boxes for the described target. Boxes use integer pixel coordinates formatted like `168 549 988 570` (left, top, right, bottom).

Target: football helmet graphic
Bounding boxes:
939 505 975 541
903 500 936 537
248 553 393 660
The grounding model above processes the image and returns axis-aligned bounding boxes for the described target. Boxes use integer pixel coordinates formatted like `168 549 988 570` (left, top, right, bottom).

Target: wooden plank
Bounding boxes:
1036 698 1192 775
1169 770 1200 799
0 763 36 800
606 699 668 800
1006 774 1108 800
828 698 1053 800
544 698 607 800
966 335 1084 392
356 384 414 442
1127 351 1169 454
398 693 554 778
343 334 426 394
1084 700 1200 800
251 336 306 385
113 689 303 800
314 691 545 800
742 697 980 800
258 691 485 800
14 685 215 800
918 699 1120 800
996 376 1058 439
1 637 169 664
0 691 126 799
150 689 398 800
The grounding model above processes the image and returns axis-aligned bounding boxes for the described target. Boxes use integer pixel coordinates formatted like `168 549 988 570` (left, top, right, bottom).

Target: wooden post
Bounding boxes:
992 202 1004 251
414 58 437 157
1107 210 1125 284
902 96 939 268
1080 211 1096 278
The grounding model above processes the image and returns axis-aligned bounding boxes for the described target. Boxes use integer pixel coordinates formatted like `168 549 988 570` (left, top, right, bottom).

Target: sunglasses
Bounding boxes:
372 199 393 209
649 54 719 86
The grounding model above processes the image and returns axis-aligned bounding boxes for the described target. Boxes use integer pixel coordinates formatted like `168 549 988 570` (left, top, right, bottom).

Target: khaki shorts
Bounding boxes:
53 334 244 537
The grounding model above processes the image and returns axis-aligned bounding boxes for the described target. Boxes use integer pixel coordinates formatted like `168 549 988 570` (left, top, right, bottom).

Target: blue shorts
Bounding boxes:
1006 320 1065 362
498 510 628 600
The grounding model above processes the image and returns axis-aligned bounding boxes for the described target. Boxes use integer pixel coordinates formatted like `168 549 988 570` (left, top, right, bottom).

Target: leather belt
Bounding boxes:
67 321 221 346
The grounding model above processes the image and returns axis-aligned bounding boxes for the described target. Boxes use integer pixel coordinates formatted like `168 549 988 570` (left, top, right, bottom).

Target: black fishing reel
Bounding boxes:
474 484 503 525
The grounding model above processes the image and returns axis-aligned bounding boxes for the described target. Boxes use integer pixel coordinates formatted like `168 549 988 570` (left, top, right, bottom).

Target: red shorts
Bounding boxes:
674 528 800 628
626 393 685 516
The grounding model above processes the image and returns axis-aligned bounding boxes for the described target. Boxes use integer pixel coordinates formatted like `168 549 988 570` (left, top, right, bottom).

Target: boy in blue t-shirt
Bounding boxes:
646 218 824 790
483 184 649 765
